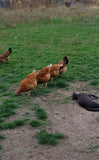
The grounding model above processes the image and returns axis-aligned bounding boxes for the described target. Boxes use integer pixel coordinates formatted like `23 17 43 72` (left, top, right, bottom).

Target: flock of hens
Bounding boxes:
0 48 69 96
1 48 99 112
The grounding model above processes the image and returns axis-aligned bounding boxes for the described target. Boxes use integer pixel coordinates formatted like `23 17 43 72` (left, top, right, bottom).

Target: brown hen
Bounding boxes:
36 64 52 88
0 48 12 64
58 56 69 75
50 63 63 81
17 70 37 95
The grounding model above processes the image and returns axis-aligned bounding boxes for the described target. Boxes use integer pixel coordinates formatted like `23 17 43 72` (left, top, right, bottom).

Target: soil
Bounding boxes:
0 82 99 160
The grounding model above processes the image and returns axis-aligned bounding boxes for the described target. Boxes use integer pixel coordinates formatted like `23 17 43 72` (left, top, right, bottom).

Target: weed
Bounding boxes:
0 84 8 92
0 119 26 130
96 116 99 121
0 144 2 150
62 97 69 104
0 99 19 119
54 133 68 139
0 135 5 141
28 150 32 153
31 104 48 120
88 144 99 153
54 112 59 115
0 118 4 123
30 119 44 128
37 129 66 146
79 144 99 154
24 112 30 117
90 80 99 86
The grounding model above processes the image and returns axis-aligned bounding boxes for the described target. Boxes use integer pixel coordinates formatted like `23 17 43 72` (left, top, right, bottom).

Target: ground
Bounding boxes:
0 82 99 160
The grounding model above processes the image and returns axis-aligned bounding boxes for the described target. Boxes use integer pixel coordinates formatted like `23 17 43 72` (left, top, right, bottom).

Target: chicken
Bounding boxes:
17 70 37 95
50 63 63 81
0 48 12 64
36 64 52 88
58 56 69 75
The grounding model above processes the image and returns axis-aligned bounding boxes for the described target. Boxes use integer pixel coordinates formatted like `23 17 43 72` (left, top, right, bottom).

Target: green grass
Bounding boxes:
0 99 19 120
96 116 99 121
37 129 66 146
0 14 99 102
0 135 5 141
0 118 4 123
0 144 2 150
0 119 26 130
31 104 48 120
0 8 99 151
30 119 44 128
90 80 99 86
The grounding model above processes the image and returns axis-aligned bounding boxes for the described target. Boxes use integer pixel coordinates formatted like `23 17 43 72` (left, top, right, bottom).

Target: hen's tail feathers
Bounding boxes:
59 64 64 69
32 70 36 73
63 56 69 64
48 64 52 68
8 48 12 53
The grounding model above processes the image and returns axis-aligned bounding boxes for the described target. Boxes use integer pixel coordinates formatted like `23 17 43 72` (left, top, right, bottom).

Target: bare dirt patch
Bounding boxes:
0 82 99 160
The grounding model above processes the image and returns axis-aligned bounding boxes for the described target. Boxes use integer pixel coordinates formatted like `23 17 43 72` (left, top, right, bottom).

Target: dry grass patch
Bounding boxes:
0 5 99 27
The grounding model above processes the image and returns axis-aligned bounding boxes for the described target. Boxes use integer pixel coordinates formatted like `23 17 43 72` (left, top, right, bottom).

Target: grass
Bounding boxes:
0 6 99 157
30 119 44 128
0 144 2 150
0 99 19 119
0 135 5 141
31 104 48 120
0 8 99 102
90 80 99 86
87 144 99 153
0 7 98 110
79 144 99 154
0 118 4 123
0 119 26 130
37 129 66 146
96 116 99 121
0 135 5 158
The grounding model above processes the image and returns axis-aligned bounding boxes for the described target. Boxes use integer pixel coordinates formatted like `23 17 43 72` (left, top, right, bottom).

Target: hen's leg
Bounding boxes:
39 84 44 88
44 82 47 88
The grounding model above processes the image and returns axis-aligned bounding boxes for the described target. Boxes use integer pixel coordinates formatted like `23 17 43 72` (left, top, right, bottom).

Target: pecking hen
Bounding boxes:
17 70 37 95
0 48 12 64
58 56 69 75
50 63 63 81
36 64 52 88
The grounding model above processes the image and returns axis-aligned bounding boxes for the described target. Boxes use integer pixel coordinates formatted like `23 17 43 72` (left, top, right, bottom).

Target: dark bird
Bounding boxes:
72 92 99 112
